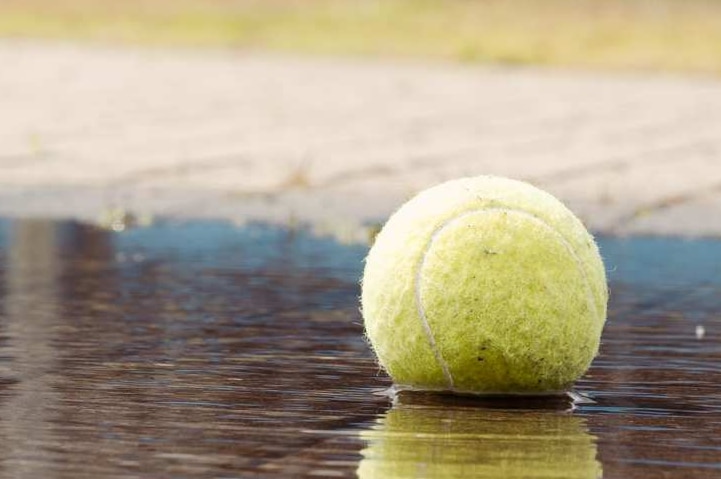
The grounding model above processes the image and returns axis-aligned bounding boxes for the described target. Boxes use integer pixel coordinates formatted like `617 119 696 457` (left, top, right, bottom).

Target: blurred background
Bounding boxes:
1 2 721 478
1 0 720 240
2 0 721 72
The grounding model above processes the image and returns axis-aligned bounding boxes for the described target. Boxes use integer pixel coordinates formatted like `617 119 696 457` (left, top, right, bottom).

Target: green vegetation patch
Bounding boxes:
2 0 721 73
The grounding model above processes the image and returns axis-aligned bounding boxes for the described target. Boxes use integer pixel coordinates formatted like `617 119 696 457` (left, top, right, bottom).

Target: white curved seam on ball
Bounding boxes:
415 207 598 391
416 214 477 391
415 209 488 389
482 207 599 326
500 209 600 345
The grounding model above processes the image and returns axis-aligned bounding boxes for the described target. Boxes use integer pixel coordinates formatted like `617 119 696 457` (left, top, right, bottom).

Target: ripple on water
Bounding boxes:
0 219 718 478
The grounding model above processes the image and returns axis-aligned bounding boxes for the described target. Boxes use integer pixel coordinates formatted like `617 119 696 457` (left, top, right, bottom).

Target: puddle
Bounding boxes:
0 219 719 478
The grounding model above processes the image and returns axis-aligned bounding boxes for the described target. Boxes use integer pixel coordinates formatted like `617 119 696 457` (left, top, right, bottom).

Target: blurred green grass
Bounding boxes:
2 0 721 73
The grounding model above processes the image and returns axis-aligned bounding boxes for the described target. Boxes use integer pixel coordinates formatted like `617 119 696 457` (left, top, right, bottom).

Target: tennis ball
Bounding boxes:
361 175 607 395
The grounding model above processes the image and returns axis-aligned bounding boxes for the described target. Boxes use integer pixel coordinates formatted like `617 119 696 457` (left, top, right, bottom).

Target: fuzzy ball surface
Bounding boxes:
361 176 608 395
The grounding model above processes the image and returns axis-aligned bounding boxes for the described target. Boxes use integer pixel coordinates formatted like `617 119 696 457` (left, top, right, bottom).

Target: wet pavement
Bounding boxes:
0 218 719 478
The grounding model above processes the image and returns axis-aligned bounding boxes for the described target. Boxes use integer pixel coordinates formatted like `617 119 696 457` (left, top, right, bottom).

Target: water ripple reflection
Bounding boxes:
0 220 718 478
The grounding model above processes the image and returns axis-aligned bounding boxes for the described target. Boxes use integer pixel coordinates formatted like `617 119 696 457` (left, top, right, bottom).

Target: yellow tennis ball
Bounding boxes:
361 176 608 395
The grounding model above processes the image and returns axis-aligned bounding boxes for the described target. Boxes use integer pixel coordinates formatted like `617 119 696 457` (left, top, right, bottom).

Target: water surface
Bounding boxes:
0 219 718 478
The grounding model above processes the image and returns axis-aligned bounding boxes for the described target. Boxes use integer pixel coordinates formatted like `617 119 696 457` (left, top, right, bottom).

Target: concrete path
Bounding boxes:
2 41 721 239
